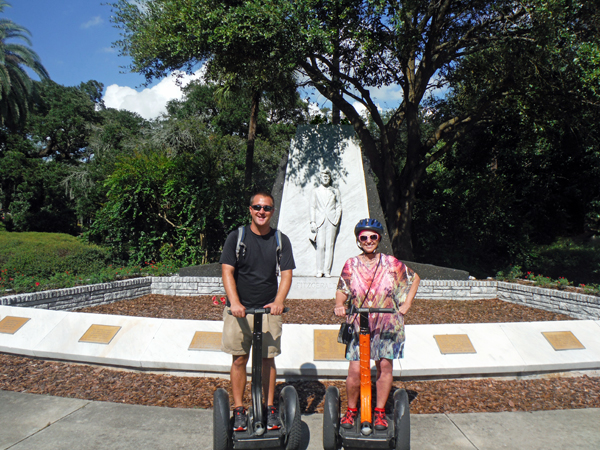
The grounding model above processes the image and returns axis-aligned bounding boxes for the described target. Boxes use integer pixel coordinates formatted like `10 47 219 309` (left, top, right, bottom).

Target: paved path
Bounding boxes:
2 390 599 449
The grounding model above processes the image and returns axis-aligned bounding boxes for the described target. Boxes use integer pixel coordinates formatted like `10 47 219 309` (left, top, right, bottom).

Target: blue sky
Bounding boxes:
7 1 144 90
6 1 203 119
6 1 406 120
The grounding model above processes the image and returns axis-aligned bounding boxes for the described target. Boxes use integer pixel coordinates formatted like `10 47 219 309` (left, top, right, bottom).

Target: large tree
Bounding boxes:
27 80 102 160
112 0 599 259
0 1 49 130
111 0 302 191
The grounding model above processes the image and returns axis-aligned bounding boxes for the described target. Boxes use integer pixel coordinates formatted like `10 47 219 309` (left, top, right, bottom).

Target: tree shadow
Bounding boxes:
284 124 354 189
274 380 327 414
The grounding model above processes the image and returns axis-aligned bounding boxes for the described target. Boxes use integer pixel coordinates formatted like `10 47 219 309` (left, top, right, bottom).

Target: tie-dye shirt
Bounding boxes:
336 253 416 360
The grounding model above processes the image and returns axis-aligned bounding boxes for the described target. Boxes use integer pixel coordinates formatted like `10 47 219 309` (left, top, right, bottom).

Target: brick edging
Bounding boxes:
2 276 599 319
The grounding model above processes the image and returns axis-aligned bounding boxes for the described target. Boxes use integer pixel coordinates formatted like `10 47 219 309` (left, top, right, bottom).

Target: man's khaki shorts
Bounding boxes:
221 308 282 358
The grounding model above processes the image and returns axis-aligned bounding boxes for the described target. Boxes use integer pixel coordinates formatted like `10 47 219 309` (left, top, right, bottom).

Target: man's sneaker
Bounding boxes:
340 408 358 429
373 408 388 430
267 405 282 430
233 406 248 431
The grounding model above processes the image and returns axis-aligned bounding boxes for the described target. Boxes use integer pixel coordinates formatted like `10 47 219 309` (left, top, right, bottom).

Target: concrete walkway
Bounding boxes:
2 390 599 450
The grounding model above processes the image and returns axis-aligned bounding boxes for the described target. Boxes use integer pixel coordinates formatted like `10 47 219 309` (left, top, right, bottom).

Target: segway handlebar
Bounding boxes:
345 307 395 314
227 307 289 315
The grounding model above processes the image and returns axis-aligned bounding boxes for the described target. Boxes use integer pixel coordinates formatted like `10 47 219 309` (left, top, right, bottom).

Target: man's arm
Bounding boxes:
309 190 317 231
265 269 292 315
222 263 246 317
333 188 342 224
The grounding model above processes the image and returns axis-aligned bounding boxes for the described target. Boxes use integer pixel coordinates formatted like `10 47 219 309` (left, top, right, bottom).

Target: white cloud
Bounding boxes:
352 101 368 118
103 70 203 120
81 16 103 29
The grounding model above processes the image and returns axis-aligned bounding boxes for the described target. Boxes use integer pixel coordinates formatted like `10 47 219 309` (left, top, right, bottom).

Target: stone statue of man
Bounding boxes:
309 169 342 277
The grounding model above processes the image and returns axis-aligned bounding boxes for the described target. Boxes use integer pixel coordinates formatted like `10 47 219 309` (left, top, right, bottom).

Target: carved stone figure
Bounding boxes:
310 169 342 277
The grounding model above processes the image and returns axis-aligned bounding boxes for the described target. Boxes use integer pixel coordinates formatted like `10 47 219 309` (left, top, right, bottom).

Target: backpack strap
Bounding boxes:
275 229 282 276
236 225 282 275
235 226 246 261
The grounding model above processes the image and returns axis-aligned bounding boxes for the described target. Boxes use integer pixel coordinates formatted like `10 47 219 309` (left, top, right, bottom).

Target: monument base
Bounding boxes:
177 260 469 296
178 263 222 278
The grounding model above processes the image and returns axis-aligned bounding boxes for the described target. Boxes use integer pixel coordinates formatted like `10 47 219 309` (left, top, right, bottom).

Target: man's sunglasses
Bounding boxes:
359 234 379 242
251 204 274 212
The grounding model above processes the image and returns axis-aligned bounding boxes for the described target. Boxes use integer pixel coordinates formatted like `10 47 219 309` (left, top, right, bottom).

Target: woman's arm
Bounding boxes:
398 273 420 315
334 290 349 317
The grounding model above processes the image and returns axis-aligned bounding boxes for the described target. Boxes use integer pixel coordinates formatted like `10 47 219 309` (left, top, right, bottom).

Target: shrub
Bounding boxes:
0 231 110 280
495 265 523 281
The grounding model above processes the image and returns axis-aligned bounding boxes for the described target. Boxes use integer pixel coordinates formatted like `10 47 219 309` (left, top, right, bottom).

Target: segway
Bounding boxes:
323 307 410 450
214 307 302 450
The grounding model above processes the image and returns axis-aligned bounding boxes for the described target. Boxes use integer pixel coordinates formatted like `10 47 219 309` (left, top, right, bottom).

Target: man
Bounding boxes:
219 191 295 432
310 169 342 277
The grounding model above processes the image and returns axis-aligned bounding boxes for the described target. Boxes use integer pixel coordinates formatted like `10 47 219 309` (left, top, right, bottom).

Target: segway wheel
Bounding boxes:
323 386 340 450
393 389 410 450
213 388 232 450
280 385 302 450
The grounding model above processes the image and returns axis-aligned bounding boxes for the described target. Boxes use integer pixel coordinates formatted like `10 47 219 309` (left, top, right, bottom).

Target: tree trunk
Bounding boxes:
331 35 340 124
245 90 261 190
382 101 425 261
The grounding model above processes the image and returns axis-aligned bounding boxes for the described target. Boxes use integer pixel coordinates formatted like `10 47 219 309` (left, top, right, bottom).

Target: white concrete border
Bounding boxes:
2 304 600 379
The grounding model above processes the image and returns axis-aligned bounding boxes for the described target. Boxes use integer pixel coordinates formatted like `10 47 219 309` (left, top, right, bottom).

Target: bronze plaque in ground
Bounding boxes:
314 329 347 361
0 316 30 334
542 331 585 351
434 334 477 354
189 331 222 351
79 325 121 344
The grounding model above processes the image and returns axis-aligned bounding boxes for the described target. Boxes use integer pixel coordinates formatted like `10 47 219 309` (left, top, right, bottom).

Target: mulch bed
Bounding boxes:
1 295 598 414
75 295 575 324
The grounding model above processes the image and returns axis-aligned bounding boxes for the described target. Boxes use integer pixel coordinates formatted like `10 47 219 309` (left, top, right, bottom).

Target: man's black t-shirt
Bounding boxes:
219 226 295 308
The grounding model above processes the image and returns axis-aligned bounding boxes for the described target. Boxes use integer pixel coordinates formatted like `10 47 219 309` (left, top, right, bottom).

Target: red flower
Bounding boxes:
35 282 40 286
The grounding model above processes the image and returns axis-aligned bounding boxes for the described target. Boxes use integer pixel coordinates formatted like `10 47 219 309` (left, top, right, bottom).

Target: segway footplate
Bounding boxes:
232 428 284 449
339 413 395 449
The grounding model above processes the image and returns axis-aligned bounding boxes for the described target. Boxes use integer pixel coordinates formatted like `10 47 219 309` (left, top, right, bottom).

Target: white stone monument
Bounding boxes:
277 125 370 279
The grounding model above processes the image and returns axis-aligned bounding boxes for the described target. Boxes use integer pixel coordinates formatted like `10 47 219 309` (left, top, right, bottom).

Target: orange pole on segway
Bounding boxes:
359 331 371 425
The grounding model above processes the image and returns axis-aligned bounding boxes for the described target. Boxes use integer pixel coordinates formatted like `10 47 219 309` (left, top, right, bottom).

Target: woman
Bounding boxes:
334 218 420 430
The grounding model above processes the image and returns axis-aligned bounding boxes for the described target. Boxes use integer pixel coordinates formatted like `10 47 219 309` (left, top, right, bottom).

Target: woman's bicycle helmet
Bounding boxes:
354 218 384 237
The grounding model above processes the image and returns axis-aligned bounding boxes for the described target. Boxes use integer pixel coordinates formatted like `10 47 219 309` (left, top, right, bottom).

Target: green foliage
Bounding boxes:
0 154 77 233
110 0 600 260
523 272 573 290
85 127 256 265
0 231 110 281
585 201 600 235
579 283 600 296
495 266 524 282
0 258 180 295
527 237 600 285
414 0 600 278
27 80 102 160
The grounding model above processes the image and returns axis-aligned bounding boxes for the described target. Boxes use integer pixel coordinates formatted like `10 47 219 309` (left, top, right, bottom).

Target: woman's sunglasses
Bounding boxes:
359 234 379 242
251 204 274 212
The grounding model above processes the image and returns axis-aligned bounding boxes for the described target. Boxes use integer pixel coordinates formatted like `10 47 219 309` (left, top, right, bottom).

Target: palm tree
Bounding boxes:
0 1 49 130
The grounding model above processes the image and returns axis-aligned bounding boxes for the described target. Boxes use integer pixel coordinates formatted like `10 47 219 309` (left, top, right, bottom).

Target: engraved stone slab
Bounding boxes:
542 331 585 351
79 325 121 344
0 316 30 334
314 329 347 361
189 331 222 351
434 334 476 354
